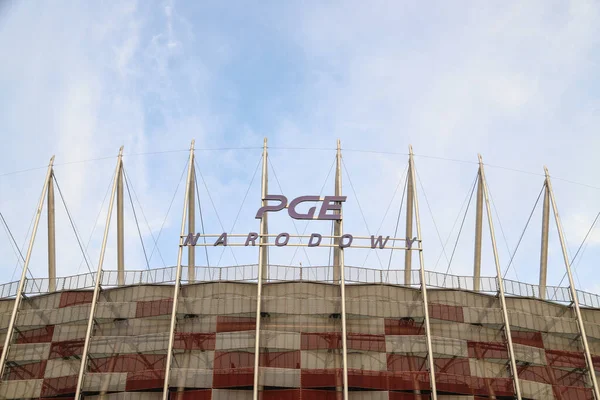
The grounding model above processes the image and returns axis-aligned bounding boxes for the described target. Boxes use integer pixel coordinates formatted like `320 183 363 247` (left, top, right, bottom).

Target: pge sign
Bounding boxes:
256 195 346 221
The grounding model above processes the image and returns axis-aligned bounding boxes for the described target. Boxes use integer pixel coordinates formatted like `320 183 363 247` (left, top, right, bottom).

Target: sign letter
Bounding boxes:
275 232 290 247
246 232 258 246
406 236 417 250
288 195 320 219
308 233 322 247
370 235 390 249
255 195 287 219
183 233 200 246
318 196 347 220
340 234 353 248
214 233 228 246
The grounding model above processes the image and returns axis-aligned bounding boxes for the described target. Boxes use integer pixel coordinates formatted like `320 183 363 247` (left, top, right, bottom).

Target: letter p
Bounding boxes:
255 195 288 219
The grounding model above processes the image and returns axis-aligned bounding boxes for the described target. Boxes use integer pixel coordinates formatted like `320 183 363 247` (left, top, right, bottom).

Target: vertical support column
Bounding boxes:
539 180 550 300
48 167 56 292
338 140 350 400
0 156 55 378
162 140 196 400
117 155 125 286
253 138 269 400
333 139 342 282
405 156 414 286
409 146 438 400
478 154 522 400
74 147 123 399
188 159 196 283
473 166 483 291
260 138 269 281
545 166 600 399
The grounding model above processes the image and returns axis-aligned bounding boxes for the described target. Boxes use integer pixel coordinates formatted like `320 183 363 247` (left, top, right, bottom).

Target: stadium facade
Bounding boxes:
0 140 599 400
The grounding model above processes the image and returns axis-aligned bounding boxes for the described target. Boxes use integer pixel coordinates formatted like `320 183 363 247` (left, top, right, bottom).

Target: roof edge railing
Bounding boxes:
1 264 598 308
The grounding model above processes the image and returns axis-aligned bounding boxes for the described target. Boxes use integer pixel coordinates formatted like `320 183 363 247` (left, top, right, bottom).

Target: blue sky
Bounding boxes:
1 1 600 294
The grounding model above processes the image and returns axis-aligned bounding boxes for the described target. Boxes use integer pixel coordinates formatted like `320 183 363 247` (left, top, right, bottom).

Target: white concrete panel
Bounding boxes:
83 372 127 392
44 358 80 378
216 331 255 350
347 317 385 335
386 335 427 354
259 367 300 388
89 333 169 354
101 285 173 302
346 351 387 371
260 331 300 350
520 380 554 399
8 343 50 362
462 306 503 326
170 368 213 388
0 379 43 399
174 350 214 369
468 359 510 378
96 302 137 320
301 350 341 369
52 323 87 341
513 344 547 365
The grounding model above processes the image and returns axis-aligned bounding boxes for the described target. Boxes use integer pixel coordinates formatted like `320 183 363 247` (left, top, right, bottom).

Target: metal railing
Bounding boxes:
1 264 599 308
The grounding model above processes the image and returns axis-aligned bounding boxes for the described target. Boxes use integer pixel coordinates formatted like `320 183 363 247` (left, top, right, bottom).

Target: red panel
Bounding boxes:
216 316 256 332
260 351 301 369
467 341 509 360
429 303 464 322
125 369 165 391
388 371 429 391
484 377 514 397
348 369 387 390
214 351 254 369
347 334 385 352
89 354 166 373
213 367 253 388
301 333 341 350
59 291 93 308
547 349 587 369
436 373 477 395
170 389 212 400
261 389 300 400
301 369 342 388
435 357 470 376
41 375 78 397
384 318 424 335
518 364 587 387
387 355 427 372
511 330 544 348
5 360 47 380
174 332 216 351
49 339 84 358
553 386 594 400
16 325 54 344
554 369 587 387
389 393 431 400
300 390 340 400
135 298 173 318
518 365 553 384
